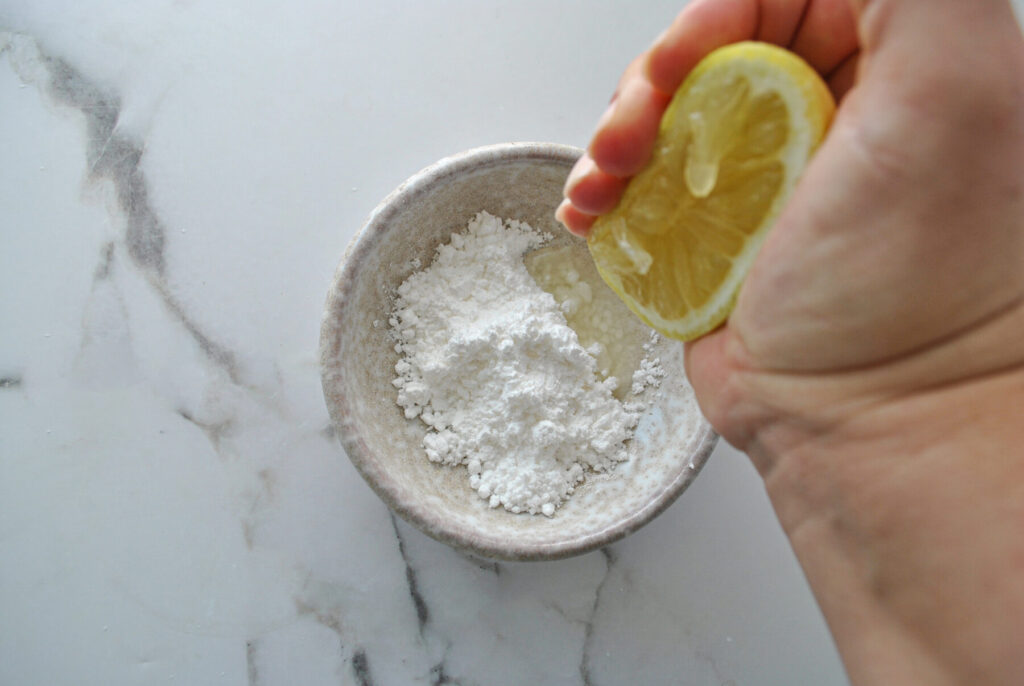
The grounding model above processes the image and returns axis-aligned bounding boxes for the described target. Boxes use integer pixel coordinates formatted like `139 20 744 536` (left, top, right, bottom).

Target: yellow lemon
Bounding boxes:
588 41 835 340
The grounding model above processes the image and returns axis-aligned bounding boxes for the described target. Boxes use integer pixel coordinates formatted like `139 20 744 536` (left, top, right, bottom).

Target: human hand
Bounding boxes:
560 2 1024 685
560 0 1024 431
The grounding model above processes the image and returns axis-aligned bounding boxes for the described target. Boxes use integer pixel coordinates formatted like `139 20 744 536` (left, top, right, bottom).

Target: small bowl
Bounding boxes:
320 142 717 561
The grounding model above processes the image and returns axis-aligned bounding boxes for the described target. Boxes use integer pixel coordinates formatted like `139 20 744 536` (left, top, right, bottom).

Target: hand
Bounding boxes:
560 0 1024 410
560 2 1024 685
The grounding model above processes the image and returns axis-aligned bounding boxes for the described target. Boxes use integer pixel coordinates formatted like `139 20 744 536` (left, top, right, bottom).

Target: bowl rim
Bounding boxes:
320 141 718 561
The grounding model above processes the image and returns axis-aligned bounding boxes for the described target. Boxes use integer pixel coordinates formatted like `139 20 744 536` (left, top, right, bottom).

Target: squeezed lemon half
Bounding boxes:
588 42 835 341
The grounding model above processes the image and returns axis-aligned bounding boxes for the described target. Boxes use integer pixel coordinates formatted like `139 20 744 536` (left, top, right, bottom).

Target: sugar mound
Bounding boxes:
390 212 659 516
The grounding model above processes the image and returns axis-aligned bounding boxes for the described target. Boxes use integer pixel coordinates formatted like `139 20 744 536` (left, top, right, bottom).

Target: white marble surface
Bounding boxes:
10 1 1017 684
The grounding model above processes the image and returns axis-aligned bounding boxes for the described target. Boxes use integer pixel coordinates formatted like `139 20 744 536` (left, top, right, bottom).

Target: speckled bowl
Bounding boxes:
320 142 717 561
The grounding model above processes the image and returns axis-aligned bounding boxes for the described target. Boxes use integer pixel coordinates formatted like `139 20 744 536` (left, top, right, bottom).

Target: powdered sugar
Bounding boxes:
390 211 662 516
631 333 667 395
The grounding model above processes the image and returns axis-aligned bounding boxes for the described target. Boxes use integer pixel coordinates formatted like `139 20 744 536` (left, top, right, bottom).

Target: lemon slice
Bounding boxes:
588 41 835 340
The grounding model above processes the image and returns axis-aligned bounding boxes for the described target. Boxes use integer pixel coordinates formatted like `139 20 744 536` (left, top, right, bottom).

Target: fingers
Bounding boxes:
646 0 760 94
827 51 860 100
585 54 666 180
755 0 812 45
587 0 767 192
560 0 768 236
564 154 627 215
564 64 668 236
648 0 857 93
590 0 858 182
558 0 863 236
555 199 597 237
588 75 672 178
788 0 859 74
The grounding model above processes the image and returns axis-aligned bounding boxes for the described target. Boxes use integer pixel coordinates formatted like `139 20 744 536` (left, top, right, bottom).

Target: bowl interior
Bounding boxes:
321 144 716 560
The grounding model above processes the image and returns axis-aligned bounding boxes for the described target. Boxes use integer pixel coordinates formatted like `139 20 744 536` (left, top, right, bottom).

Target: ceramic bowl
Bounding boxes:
320 142 717 561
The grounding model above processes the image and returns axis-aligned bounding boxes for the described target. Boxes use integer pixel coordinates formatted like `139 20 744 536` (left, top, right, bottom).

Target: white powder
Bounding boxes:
632 333 667 395
390 211 661 516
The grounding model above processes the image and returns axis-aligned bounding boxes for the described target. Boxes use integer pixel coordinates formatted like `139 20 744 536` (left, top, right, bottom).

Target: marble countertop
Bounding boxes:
14 1 1013 684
